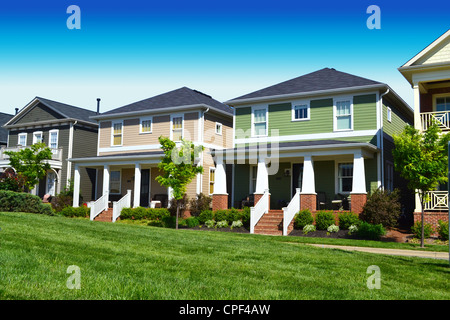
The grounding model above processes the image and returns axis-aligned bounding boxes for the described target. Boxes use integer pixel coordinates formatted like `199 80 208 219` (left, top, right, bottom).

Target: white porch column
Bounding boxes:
351 151 366 194
133 163 141 208
255 157 269 194
213 155 227 195
413 84 422 131
103 165 110 197
73 164 80 207
301 155 315 194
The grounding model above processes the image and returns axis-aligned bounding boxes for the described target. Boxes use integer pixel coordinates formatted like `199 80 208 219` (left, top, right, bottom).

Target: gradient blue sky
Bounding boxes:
0 0 449 114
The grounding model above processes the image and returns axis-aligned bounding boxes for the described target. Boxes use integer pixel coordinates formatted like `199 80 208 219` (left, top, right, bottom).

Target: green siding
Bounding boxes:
365 157 378 194
234 107 251 138
353 94 377 131
383 101 412 137
268 162 291 209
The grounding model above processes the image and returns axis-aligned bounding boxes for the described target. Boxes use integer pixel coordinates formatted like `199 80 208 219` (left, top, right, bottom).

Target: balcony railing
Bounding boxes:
0 146 63 162
423 191 448 211
420 111 450 131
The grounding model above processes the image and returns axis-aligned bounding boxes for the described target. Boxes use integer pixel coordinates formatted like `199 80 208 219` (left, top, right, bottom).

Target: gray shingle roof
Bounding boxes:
36 97 98 124
0 112 14 144
101 87 233 116
227 68 384 102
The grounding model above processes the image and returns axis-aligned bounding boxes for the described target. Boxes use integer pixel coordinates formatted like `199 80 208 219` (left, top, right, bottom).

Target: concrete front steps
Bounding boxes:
94 208 113 222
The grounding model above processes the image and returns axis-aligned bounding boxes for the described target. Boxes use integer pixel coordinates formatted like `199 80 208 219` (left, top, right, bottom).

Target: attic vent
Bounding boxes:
193 90 212 99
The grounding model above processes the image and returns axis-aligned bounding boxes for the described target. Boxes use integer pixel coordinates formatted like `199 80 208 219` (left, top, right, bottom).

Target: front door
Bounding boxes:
46 171 56 196
140 169 150 207
292 163 303 196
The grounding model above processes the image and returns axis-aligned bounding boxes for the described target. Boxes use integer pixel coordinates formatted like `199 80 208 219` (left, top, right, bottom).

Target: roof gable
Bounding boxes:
401 29 450 67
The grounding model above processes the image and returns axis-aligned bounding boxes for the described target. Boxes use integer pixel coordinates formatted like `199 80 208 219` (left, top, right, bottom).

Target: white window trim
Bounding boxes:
49 129 59 150
291 100 310 122
18 133 27 146
387 107 392 123
209 167 215 195
433 93 450 111
111 121 123 147
251 105 268 137
333 97 354 132
139 116 153 134
32 131 43 144
109 169 122 195
215 122 223 135
335 161 354 195
170 114 184 141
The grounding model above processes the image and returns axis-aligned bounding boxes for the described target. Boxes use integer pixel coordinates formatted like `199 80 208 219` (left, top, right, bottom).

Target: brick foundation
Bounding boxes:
300 193 316 212
350 193 367 214
413 211 448 236
212 194 228 211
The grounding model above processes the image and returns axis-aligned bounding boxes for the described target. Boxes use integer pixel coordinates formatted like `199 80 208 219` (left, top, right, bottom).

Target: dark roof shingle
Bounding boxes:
36 97 98 123
0 112 14 143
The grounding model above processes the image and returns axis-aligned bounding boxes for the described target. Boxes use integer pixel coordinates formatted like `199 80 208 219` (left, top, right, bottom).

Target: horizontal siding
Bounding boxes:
204 111 233 148
14 103 63 124
235 107 251 138
383 101 412 137
353 94 377 131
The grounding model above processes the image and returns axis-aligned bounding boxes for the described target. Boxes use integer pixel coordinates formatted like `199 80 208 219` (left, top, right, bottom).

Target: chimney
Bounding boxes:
96 98 101 115
15 108 19 115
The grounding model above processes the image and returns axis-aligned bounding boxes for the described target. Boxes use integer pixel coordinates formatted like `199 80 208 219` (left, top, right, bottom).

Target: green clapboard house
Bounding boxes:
210 68 414 234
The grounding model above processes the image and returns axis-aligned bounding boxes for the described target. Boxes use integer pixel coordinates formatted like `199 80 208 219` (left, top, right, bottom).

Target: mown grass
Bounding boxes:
0 212 449 300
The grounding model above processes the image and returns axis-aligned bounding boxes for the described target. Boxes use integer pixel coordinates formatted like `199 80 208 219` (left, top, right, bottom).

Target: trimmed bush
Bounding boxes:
437 220 449 240
205 219 215 228
356 221 386 240
198 210 214 225
213 210 227 222
241 207 250 228
338 212 360 230
360 188 401 228
185 217 200 228
294 209 314 229
162 216 177 228
60 206 89 218
225 208 242 224
0 190 54 215
315 210 335 230
189 193 212 217
119 207 170 220
411 221 434 239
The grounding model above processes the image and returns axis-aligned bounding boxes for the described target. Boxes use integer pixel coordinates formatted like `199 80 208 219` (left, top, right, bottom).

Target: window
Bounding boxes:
140 117 152 134
112 122 123 146
33 131 43 144
387 107 392 123
18 133 27 146
49 130 59 150
436 96 450 112
334 99 353 131
250 165 257 193
292 101 310 121
209 168 215 195
171 115 183 141
252 107 267 136
338 163 353 193
215 122 223 135
386 161 394 192
110 171 121 194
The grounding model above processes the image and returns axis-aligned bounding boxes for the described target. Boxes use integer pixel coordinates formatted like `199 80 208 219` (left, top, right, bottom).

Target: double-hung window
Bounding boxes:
209 168 215 195
252 106 267 137
49 129 59 150
171 115 183 141
18 133 27 146
112 122 123 146
33 131 43 144
292 101 310 121
140 117 152 134
334 99 353 131
338 163 353 193
110 170 121 194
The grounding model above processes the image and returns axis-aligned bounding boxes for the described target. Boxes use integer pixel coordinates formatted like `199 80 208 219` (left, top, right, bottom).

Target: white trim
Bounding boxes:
335 160 354 195
139 116 153 134
432 93 450 111
291 100 310 122
32 131 43 144
18 132 27 146
49 129 59 150
251 105 268 137
111 120 123 147
170 114 184 141
215 122 223 135
387 107 392 123
109 169 122 195
333 96 354 132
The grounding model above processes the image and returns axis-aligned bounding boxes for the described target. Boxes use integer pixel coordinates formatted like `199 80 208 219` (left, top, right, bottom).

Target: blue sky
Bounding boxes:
0 0 449 114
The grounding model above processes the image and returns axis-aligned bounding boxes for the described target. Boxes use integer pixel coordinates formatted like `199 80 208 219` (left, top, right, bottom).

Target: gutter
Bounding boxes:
379 88 390 190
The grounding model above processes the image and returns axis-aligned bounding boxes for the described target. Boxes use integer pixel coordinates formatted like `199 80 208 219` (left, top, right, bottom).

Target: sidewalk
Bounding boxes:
306 243 449 260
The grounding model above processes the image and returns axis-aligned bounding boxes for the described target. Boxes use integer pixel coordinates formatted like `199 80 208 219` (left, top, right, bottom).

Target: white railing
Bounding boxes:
90 191 109 221
250 189 270 234
421 111 450 131
0 146 63 161
112 190 131 222
424 191 448 211
282 188 301 236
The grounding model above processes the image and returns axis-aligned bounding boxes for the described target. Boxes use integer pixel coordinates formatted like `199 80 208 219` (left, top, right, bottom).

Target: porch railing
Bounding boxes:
420 111 450 131
0 146 63 161
282 188 301 236
250 189 270 234
423 191 448 211
112 190 131 222
90 191 109 221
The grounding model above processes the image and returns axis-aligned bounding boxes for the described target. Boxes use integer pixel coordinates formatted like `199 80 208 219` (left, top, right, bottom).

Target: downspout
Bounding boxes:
198 107 209 194
379 88 390 190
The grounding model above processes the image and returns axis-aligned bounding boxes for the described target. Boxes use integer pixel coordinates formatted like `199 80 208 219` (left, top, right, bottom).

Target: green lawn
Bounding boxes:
0 212 449 300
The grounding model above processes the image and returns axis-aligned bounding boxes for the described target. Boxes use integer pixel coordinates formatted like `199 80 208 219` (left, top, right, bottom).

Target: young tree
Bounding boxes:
392 123 450 247
5 142 53 192
156 136 204 229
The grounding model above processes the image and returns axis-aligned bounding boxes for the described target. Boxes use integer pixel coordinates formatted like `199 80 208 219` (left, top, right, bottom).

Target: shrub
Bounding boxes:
0 190 53 215
303 224 316 235
188 193 212 217
356 221 386 240
38 203 55 216
241 207 250 228
168 194 189 216
338 212 360 230
198 210 214 225
185 217 200 228
147 220 164 227
327 224 339 233
147 208 170 220
162 216 177 228
294 209 314 229
0 171 26 192
119 207 170 220
315 210 335 230
214 210 227 223
411 221 434 239
60 206 89 218
216 220 229 228
437 220 449 240
231 220 243 229
205 219 216 228
348 224 359 235
225 208 242 224
360 188 401 228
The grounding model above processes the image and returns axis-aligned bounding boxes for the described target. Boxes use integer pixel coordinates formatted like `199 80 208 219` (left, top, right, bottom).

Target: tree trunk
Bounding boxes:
176 203 179 230
420 193 425 248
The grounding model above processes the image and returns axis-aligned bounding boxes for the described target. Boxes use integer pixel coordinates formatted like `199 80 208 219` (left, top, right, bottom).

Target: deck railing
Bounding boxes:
250 189 270 234
112 190 131 222
90 191 109 221
0 146 63 161
282 188 301 236
420 111 450 131
423 191 448 211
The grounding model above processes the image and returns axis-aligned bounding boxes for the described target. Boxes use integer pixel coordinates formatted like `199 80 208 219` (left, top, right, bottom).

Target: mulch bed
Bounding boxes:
288 229 355 239
179 225 250 233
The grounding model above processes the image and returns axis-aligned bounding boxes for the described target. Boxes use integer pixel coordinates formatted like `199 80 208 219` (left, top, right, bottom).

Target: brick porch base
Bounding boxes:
300 193 316 212
413 211 448 237
350 193 367 214
212 194 228 211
